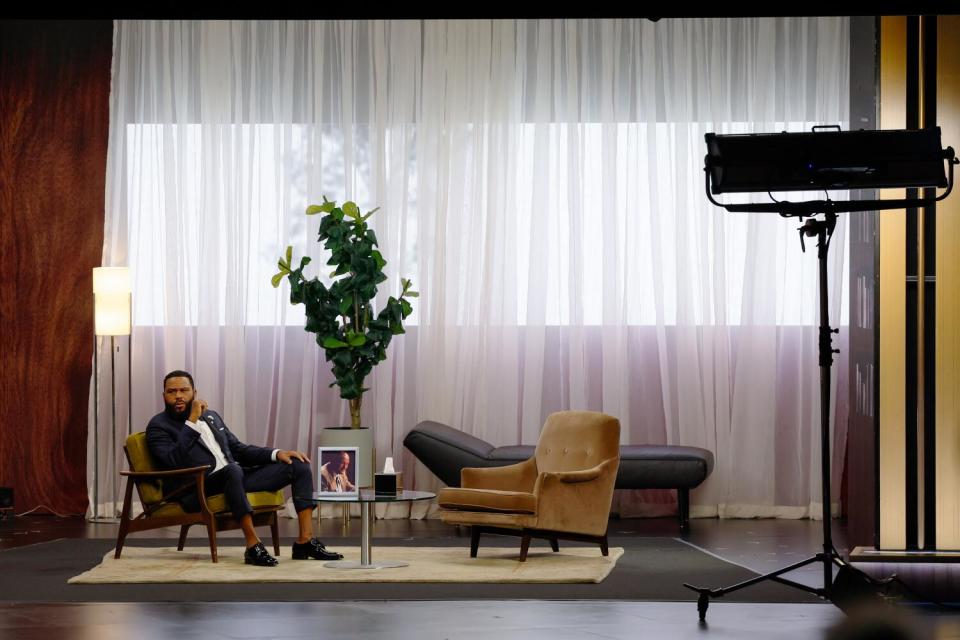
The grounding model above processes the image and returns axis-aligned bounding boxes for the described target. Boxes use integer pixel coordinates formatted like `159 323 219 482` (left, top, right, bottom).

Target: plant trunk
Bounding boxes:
349 397 362 428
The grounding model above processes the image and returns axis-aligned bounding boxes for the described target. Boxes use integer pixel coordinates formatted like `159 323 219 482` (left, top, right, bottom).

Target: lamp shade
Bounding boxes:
93 267 131 336
93 267 131 294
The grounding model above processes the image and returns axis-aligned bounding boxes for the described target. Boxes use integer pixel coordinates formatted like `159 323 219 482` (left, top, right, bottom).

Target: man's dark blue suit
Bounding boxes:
146 410 314 519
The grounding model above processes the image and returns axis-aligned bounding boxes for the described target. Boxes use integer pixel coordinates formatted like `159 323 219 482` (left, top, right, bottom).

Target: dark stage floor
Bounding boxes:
0 514 942 639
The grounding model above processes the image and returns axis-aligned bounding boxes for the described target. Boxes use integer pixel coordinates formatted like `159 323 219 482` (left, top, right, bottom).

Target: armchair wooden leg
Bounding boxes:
177 525 190 551
600 535 609 557
549 537 559 552
204 515 218 563
470 526 481 558
114 479 136 559
519 531 532 562
270 512 280 557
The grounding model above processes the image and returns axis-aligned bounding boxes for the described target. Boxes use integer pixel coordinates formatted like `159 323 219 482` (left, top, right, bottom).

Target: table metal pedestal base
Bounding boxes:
324 560 408 569
323 500 409 570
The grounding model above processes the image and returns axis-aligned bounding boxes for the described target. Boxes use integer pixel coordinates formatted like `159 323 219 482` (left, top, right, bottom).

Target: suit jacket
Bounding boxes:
145 409 275 496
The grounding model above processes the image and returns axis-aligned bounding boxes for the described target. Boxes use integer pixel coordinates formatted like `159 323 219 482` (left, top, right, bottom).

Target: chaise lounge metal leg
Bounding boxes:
470 526 481 558
678 488 690 535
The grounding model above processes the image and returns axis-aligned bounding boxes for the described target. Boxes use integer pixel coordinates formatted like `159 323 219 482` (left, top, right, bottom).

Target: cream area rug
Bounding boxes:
68 546 624 585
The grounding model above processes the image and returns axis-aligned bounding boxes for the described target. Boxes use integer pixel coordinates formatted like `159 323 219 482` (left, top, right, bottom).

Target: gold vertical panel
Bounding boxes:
936 16 960 550
879 15 908 550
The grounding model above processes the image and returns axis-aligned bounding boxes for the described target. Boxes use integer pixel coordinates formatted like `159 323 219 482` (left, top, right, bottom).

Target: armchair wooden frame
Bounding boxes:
469 525 610 563
115 444 282 563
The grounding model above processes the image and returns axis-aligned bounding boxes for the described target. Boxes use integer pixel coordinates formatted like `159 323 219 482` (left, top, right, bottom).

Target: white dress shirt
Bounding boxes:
186 417 278 473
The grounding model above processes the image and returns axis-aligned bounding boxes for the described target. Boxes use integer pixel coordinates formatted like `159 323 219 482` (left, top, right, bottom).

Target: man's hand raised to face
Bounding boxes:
277 450 311 465
189 396 208 423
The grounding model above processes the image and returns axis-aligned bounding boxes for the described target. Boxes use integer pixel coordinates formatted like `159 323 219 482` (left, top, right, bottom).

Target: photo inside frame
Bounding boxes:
317 447 359 495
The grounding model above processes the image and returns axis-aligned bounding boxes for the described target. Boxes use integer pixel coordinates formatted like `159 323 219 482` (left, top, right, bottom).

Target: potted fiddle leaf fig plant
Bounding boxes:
273 197 417 429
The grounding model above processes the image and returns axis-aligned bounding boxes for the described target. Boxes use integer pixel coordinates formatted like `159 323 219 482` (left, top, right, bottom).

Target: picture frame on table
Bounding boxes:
315 446 360 498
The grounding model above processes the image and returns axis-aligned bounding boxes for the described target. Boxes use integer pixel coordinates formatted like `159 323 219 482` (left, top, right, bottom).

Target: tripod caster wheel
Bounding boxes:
697 592 710 621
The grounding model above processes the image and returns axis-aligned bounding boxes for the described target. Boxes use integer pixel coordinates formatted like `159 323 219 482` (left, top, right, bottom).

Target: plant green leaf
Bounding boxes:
406 291 419 297
270 272 284 288
348 333 367 347
342 201 360 219
285 245 293 265
306 205 324 215
322 337 349 349
360 207 380 221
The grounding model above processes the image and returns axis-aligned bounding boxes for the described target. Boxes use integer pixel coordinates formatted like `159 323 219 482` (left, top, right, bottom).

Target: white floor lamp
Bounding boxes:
92 267 131 522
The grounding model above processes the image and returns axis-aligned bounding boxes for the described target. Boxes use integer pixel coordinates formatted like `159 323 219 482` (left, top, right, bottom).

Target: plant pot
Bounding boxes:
318 426 375 488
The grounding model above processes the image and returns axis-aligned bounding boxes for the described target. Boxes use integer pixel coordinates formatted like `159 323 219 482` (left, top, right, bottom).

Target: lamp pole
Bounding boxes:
91 267 131 523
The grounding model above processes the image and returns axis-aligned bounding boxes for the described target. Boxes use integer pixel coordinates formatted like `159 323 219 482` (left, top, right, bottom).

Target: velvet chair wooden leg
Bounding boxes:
470 526 481 558
600 535 609 557
549 537 559 552
270 513 280 557
519 531 532 562
177 525 190 551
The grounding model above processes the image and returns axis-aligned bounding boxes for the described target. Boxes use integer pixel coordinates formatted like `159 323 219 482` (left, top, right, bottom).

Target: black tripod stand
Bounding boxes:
683 207 847 621
687 127 957 621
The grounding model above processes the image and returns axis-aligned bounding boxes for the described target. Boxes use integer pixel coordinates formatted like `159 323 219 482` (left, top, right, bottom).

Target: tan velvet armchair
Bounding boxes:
114 432 284 562
438 411 620 561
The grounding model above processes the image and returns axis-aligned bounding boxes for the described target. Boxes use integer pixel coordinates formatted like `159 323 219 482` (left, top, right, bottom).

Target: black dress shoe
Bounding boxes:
244 542 279 567
292 537 343 560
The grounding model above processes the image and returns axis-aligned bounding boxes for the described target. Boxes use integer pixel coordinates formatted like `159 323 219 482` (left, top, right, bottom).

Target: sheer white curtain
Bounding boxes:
91 18 850 520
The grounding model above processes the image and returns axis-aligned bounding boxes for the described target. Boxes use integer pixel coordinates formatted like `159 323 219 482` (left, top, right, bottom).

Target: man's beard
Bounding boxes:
164 398 192 422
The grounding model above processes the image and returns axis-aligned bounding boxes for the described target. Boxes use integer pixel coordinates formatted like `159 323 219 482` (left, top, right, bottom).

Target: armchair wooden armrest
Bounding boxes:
122 465 212 512
461 457 538 492
120 465 211 478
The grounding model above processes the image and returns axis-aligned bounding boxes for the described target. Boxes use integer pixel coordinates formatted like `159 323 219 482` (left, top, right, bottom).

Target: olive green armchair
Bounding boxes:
114 431 284 562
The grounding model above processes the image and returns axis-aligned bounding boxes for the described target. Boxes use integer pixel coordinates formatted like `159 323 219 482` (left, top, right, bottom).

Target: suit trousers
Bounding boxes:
182 459 315 519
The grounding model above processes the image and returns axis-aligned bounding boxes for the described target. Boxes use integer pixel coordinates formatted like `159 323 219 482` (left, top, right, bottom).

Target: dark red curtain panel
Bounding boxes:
0 20 112 515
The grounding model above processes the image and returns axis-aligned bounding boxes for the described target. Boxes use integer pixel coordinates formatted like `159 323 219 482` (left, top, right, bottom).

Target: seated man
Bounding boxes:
146 370 342 567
